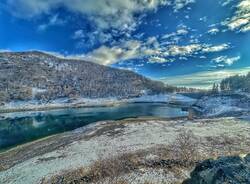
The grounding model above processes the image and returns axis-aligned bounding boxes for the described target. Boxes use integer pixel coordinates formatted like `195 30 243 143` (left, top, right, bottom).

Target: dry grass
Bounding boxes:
41 152 141 184
204 134 250 158
87 153 140 183
41 129 249 184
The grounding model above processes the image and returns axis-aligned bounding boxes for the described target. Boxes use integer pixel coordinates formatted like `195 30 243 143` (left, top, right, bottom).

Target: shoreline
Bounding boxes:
0 116 187 154
0 94 196 114
0 102 119 114
0 117 167 170
0 100 126 114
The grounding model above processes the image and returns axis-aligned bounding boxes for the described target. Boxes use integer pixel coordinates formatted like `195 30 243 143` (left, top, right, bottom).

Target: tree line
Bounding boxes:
212 72 250 93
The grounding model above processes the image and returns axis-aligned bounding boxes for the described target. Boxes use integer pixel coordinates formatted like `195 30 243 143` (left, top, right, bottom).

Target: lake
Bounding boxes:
0 103 188 150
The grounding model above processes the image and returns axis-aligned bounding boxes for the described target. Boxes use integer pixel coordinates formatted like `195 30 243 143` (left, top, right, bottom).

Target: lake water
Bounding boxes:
0 103 188 150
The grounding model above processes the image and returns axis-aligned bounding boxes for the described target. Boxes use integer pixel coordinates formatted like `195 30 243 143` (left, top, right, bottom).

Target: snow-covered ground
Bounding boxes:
194 94 250 117
0 94 196 113
127 94 195 105
1 117 250 184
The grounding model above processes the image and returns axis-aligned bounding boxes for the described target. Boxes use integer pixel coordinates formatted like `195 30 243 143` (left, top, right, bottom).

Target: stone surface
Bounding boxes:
183 154 250 184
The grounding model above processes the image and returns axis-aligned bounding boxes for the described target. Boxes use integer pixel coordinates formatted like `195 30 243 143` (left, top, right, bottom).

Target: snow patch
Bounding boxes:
0 94 196 113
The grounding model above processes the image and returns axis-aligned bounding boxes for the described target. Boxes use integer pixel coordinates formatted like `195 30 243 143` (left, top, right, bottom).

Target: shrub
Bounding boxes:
170 129 200 165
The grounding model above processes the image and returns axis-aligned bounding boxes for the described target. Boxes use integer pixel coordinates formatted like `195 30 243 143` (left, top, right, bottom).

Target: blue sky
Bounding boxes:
1 0 250 88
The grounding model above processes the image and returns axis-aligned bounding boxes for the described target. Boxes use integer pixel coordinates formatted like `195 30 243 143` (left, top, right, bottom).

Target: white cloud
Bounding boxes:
162 27 189 39
166 44 201 56
165 43 230 57
160 27 189 45
207 28 220 35
7 0 168 35
240 23 250 32
224 0 250 32
146 36 160 48
173 0 195 12
82 41 231 65
7 0 196 42
82 40 142 65
199 16 207 22
148 56 171 63
72 30 85 39
38 14 65 31
176 28 189 35
212 55 241 66
80 37 168 65
227 18 249 31
220 0 235 7
202 43 230 53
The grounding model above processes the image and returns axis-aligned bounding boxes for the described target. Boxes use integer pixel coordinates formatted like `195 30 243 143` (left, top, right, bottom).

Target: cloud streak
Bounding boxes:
160 67 250 89
212 55 241 66
224 0 250 32
82 39 231 65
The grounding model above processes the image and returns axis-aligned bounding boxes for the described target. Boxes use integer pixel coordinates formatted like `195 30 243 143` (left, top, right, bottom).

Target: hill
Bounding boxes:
0 51 171 105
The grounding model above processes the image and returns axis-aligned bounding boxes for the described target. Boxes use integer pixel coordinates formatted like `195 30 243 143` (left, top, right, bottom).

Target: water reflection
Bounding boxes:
0 103 187 150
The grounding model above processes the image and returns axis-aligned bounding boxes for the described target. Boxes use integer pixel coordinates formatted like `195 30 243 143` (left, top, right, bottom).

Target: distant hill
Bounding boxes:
0 51 171 104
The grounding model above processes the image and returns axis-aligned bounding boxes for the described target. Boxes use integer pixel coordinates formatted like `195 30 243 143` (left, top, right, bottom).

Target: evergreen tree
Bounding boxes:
212 83 219 94
220 72 250 93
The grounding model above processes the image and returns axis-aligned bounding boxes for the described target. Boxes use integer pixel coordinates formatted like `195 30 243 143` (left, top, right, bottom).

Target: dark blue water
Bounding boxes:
0 103 187 150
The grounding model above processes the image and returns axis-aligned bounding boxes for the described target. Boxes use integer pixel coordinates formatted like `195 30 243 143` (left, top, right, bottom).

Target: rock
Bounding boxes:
183 154 250 184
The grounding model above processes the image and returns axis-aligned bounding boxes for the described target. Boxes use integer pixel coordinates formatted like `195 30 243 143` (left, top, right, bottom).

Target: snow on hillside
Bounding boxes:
195 94 250 117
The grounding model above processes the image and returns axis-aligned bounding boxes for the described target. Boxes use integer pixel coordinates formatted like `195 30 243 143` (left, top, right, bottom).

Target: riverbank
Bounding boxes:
0 94 196 114
192 93 250 118
1 117 249 184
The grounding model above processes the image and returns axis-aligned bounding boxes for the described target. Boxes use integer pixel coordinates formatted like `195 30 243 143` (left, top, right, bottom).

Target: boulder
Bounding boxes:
183 154 250 184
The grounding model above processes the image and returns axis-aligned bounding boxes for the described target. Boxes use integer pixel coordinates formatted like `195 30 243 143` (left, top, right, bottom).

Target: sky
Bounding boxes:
0 0 250 89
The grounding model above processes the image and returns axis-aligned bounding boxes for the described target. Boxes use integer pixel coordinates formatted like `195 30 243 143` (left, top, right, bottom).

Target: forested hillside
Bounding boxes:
0 51 172 104
220 73 250 92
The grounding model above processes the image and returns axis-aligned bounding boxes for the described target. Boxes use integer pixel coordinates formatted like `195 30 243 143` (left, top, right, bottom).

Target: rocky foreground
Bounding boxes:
0 117 250 184
184 154 250 184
